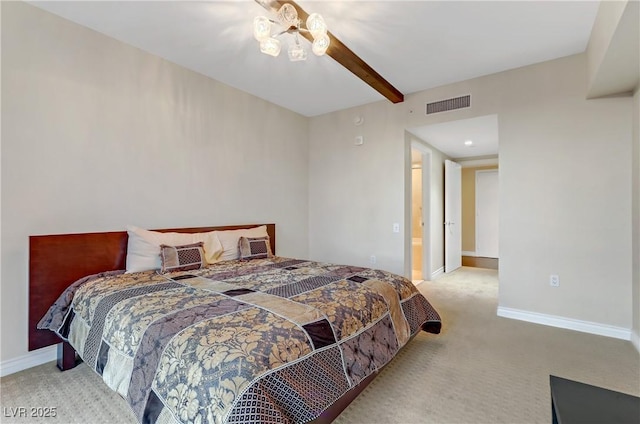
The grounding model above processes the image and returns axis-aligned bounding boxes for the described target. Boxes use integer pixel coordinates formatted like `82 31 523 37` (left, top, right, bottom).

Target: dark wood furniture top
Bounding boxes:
28 224 275 352
550 375 640 424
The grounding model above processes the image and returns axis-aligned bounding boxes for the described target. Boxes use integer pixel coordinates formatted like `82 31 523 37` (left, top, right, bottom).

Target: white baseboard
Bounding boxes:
497 307 632 341
632 329 640 355
431 267 444 280
0 346 57 377
461 251 476 257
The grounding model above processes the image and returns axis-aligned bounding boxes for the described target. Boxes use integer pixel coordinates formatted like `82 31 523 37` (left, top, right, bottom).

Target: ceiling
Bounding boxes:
409 114 499 159
29 1 600 118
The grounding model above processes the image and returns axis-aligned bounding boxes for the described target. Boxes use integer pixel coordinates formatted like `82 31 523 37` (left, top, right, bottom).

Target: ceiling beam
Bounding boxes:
257 0 405 104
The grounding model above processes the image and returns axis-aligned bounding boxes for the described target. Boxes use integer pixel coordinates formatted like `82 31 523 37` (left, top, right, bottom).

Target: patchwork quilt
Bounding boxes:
39 257 441 424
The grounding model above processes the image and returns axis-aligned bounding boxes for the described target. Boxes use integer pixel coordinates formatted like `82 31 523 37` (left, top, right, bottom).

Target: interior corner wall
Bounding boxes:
632 87 640 352
308 52 633 331
586 0 628 94
1 1 309 365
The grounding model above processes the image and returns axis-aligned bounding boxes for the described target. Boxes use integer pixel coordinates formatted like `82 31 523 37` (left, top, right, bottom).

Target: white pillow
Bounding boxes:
125 225 223 272
215 225 269 261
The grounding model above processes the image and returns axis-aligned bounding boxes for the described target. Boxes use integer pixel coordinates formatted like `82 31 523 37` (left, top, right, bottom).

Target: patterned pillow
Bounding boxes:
216 225 268 261
159 242 206 273
126 225 224 273
238 236 273 260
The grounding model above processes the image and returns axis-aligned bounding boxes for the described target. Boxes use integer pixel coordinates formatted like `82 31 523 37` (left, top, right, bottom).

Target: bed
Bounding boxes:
29 224 441 424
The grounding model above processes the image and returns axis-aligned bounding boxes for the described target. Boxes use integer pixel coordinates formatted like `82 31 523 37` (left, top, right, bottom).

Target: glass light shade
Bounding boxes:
312 33 330 56
277 4 298 27
253 16 271 41
260 37 281 57
288 42 307 62
306 13 327 38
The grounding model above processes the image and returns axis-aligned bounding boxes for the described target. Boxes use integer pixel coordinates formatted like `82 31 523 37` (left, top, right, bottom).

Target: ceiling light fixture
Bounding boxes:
253 3 330 62
464 140 474 146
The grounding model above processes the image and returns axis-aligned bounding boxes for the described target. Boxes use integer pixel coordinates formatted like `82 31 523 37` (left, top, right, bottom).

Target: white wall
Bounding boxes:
496 59 631 330
308 102 407 274
308 53 633 332
1 2 309 365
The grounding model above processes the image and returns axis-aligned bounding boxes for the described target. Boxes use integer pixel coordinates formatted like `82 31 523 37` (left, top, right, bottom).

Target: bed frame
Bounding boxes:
27 223 380 423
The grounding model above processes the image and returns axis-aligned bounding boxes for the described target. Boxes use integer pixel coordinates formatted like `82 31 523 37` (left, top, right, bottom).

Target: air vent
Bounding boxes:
426 95 471 115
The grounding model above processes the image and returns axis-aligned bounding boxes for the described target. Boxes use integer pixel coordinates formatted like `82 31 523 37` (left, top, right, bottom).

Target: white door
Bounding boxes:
445 160 462 272
476 170 499 258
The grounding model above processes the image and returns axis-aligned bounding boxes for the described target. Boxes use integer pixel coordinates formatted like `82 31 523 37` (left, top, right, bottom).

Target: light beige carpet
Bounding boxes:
1 267 638 423
335 267 639 423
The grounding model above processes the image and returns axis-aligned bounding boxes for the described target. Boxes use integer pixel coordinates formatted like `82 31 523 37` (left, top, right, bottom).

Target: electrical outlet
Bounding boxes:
370 255 377 265
392 223 400 233
550 275 559 287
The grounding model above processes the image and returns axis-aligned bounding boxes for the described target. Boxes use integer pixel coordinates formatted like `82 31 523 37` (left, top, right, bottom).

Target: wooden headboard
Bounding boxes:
29 223 276 352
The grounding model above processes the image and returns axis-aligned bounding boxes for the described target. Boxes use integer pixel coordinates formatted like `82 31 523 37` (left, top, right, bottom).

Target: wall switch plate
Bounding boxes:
393 223 400 233
550 275 559 287
370 255 376 264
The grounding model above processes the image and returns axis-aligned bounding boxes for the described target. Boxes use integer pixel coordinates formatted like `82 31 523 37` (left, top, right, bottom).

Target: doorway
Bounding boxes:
405 114 499 279
410 143 431 282
461 163 499 270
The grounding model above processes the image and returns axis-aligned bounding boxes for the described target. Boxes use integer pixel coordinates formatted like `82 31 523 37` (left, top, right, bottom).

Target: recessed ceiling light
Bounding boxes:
464 140 474 146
